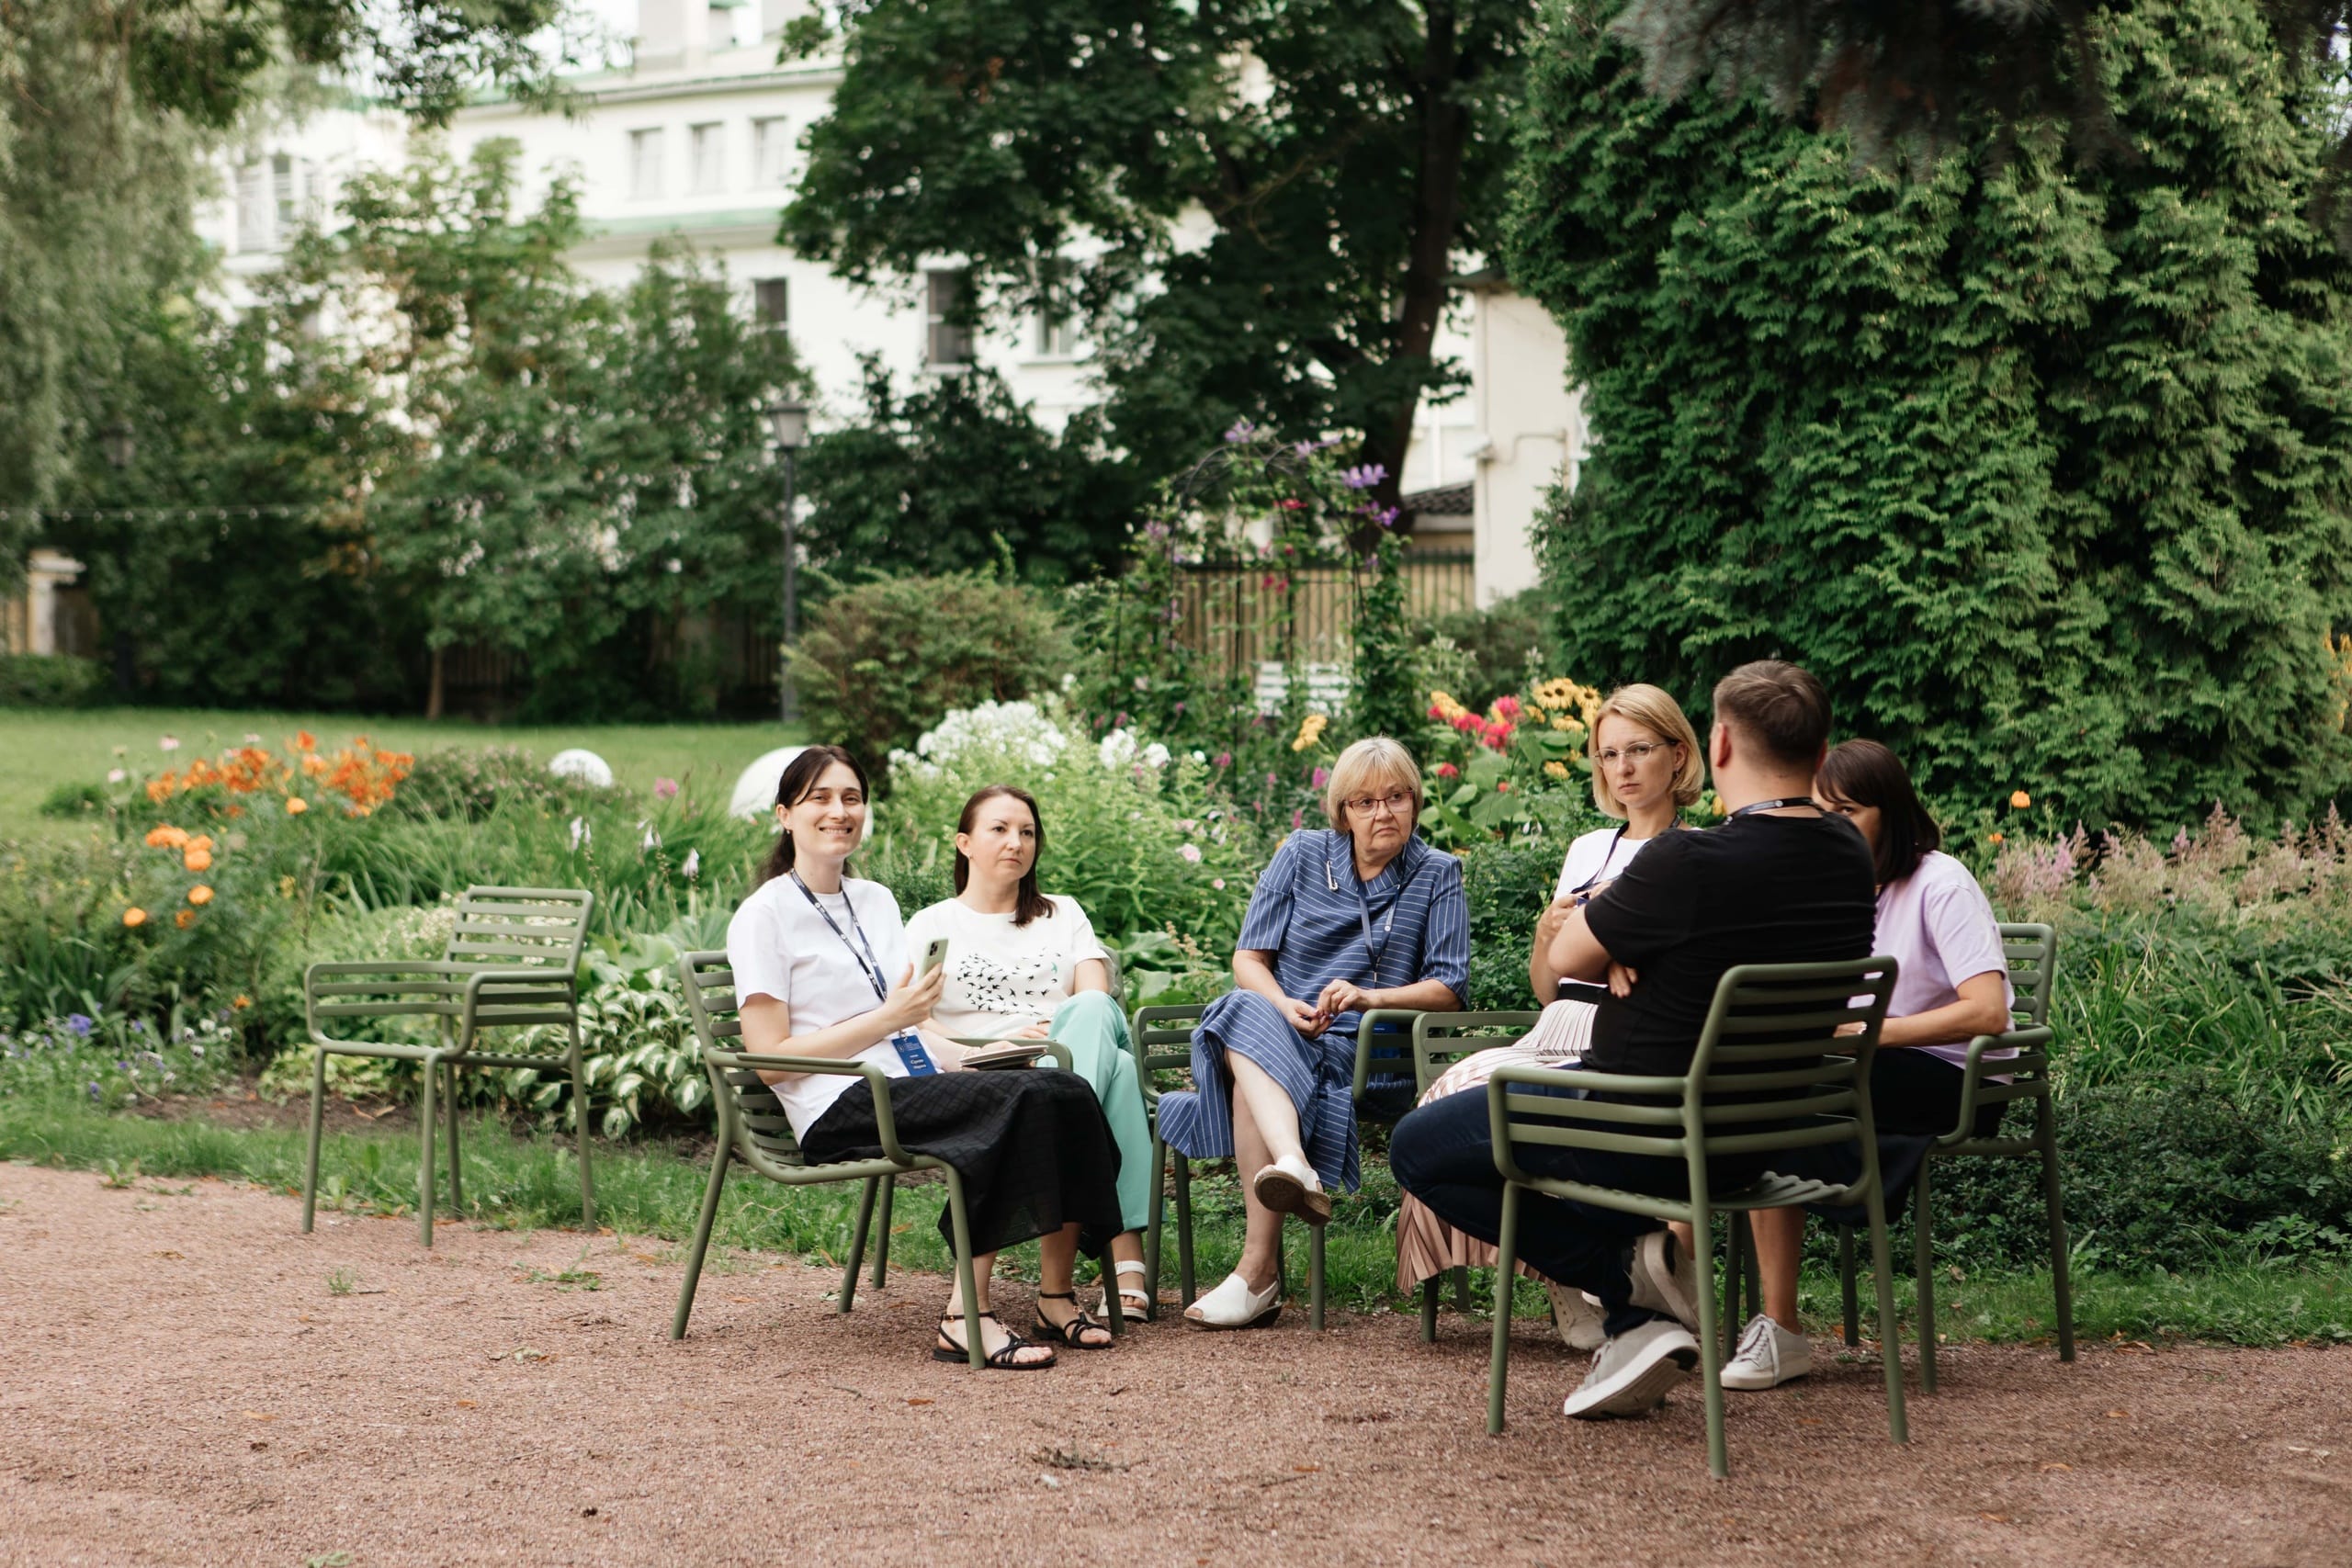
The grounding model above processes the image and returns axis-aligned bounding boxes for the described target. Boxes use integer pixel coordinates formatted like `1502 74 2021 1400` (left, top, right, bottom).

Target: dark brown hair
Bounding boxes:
756 745 870 886
1711 660 1832 770
953 784 1054 928
1816 739 1941 886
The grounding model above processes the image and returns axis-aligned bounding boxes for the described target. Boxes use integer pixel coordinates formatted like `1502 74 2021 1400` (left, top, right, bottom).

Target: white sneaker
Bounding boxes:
1183 1270 1283 1330
1545 1281 1608 1352
1563 1319 1700 1419
1721 1314 1813 1390
1627 1230 1701 1332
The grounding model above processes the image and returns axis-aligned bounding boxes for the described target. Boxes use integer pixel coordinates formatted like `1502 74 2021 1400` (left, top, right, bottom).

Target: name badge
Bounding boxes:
889 1031 940 1077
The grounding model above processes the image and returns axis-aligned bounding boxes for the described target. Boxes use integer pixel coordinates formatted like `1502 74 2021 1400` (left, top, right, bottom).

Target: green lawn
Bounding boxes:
0 707 805 840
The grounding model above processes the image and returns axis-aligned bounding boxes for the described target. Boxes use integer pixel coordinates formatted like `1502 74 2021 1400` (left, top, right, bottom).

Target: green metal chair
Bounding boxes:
1405 1009 1543 1341
1135 999 1417 1329
1482 956 1909 1480
1833 921 2072 1388
669 952 1115 1361
300 886 595 1247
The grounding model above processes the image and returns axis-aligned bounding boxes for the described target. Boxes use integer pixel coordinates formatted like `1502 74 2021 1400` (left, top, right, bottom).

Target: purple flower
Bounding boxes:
65 1014 93 1037
1294 441 1317 457
1376 505 1400 528
654 777 679 800
1341 463 1387 491
88 1082 102 1100
1223 418 1256 444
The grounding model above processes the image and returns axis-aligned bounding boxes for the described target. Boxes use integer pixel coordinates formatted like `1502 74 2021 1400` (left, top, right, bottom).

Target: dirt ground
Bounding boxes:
2 1163 2346 1568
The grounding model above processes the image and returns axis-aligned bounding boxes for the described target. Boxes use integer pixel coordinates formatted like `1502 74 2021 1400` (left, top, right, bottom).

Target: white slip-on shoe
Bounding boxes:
1563 1319 1701 1419
1545 1280 1608 1352
1628 1229 1702 1332
1183 1270 1283 1330
1721 1314 1814 1390
1251 1154 1333 1225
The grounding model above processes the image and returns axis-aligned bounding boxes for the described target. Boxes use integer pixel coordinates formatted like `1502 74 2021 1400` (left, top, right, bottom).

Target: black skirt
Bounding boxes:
799 1068 1125 1257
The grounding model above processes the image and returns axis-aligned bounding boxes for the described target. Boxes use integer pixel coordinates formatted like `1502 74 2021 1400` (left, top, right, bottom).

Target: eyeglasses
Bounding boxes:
1596 741 1679 767
1345 789 1415 818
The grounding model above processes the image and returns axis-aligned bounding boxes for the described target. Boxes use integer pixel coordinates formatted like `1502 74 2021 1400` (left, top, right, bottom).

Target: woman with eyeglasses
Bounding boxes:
1396 683 1706 1349
1157 736 1469 1328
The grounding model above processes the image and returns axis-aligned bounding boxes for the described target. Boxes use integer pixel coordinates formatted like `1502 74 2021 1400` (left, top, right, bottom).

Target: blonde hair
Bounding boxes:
1589 683 1705 818
1323 736 1422 831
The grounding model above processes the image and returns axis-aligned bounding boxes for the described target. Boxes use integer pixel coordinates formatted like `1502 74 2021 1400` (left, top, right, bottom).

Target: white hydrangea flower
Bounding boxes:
1099 728 1138 769
1141 742 1171 769
911 700 1070 769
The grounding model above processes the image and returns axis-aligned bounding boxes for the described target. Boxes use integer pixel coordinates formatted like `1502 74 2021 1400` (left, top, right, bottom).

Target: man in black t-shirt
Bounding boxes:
1390 661 1874 1421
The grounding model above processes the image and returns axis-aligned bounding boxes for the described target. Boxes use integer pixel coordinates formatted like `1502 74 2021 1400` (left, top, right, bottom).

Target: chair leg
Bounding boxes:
1173 1155 1197 1309
943 1169 986 1370
1740 1213 1762 1325
1914 1162 1939 1393
570 1020 595 1231
416 1050 439 1247
1723 1211 1745 1353
1862 1184 1910 1446
1099 1243 1124 1337
1838 1224 1860 1347
1487 1182 1521 1436
1309 1224 1326 1332
670 1145 731 1340
1453 1264 1471 1314
301 1047 327 1234
1695 1205 1728 1480
1143 1129 1166 1321
872 1177 896 1290
842 1176 878 1314
1420 1277 1441 1343
444 1060 463 1215
2041 1120 2075 1365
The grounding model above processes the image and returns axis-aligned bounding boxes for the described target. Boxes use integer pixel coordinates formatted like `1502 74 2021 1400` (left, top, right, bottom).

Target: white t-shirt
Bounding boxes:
1875 851 2015 1069
1553 826 1668 901
904 894 1110 1038
724 874 910 1139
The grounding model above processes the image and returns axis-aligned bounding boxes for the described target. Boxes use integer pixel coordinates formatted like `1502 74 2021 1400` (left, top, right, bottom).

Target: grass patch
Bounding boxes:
4 1093 2346 1347
0 707 802 843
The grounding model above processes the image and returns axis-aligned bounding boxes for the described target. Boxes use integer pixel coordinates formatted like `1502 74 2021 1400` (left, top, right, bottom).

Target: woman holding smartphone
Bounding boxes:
726 748 1125 1368
906 785 1156 1320
1396 683 1705 1348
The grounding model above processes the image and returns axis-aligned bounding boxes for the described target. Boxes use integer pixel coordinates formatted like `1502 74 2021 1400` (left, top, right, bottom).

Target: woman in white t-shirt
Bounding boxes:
906 784 1156 1319
724 747 1127 1370
1724 738 2016 1392
1398 682 1707 1348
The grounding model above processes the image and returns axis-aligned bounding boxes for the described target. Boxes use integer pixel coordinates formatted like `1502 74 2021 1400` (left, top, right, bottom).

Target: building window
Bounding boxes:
753 117 793 186
236 162 271 252
689 122 725 193
629 129 666 198
1034 310 1079 359
752 277 789 328
925 268 973 368
236 153 309 254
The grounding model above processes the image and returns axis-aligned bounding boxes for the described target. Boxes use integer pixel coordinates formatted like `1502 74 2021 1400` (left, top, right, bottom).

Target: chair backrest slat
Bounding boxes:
442 886 594 973
680 949 809 1169
1131 1002 1212 1079
1998 922 2057 1030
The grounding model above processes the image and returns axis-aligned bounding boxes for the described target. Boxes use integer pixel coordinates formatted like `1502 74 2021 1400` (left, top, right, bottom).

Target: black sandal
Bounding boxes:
1034 1291 1115 1349
933 1311 1057 1371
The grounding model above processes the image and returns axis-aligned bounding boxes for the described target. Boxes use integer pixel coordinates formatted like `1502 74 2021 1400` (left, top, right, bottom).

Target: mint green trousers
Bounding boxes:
1048 990 1151 1235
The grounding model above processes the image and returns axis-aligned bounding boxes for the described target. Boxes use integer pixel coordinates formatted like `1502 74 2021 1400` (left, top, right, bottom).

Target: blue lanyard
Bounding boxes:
789 873 937 1077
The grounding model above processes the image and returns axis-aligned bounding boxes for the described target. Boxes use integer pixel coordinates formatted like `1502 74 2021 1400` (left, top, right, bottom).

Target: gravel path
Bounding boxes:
2 1162 2346 1566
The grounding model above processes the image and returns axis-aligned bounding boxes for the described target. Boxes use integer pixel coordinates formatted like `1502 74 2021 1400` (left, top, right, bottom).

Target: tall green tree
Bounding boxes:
1511 0 2352 826
780 0 1534 508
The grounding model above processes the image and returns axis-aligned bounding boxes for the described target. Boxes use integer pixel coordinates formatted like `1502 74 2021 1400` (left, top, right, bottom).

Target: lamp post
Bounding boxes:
764 400 809 723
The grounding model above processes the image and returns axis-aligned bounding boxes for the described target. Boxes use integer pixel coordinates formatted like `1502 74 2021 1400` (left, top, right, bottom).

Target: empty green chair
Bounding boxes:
1834 921 2072 1388
1405 1009 1543 1340
301 886 594 1247
1482 956 1908 1480
670 951 1115 1360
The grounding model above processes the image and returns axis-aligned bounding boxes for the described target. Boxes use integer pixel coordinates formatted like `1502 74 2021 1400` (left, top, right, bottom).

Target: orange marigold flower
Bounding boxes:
302 754 329 778
284 796 309 816
226 805 245 818
184 848 213 873
232 995 252 1010
187 834 213 852
122 907 148 928
296 730 317 750
145 776 175 805
187 885 214 906
2008 790 2031 809
1988 832 2007 845
144 825 189 849
175 909 195 929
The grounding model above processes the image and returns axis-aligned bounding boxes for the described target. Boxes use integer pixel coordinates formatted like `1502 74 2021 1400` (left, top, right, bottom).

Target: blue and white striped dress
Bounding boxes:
1158 829 1469 1193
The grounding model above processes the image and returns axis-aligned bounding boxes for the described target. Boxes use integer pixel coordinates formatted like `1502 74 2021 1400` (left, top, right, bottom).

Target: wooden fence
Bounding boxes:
1169 548 1475 679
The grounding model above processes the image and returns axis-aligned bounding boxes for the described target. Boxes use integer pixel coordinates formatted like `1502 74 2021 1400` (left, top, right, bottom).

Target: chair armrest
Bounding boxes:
1351 1008 1422 1106
1941 1025 2052 1147
304 961 470 1046
711 1052 915 1166
1483 1060 1690 1181
456 964 578 1044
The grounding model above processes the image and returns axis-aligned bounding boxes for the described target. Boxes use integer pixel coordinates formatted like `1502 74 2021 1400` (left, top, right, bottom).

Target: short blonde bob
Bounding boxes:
1323 736 1422 832
1589 683 1706 818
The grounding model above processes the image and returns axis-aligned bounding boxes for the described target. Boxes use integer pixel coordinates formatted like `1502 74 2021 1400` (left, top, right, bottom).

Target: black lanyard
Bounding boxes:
1727 796 1824 820
790 872 888 1003
1330 835 1424 975
1566 825 1630 899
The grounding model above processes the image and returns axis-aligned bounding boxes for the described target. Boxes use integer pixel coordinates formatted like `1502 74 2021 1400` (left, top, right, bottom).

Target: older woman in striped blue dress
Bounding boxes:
1160 737 1470 1328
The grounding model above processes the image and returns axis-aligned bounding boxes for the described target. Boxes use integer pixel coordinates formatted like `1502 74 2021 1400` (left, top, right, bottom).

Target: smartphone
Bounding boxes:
914 936 951 980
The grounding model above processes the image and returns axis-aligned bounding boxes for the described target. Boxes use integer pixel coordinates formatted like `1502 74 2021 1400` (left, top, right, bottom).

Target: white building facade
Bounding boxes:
194 0 1577 609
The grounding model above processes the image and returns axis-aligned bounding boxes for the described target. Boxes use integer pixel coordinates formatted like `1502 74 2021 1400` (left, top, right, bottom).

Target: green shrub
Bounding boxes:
388 746 569 821
1417 592 1554 714
0 654 105 708
0 1010 238 1108
786 572 1072 773
1457 837 1560 1010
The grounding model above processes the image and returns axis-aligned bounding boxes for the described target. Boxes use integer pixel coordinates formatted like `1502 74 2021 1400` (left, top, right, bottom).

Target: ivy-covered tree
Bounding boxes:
1511 0 2352 826
780 0 1534 509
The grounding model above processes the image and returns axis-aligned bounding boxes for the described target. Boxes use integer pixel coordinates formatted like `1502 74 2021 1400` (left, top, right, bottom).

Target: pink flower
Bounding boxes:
159 736 180 752
1492 694 1522 720
1214 751 1232 768
1311 767 1329 788
1451 713 1480 735
1180 844 1203 863
653 777 679 800
1213 878 1227 890
1436 762 1459 779
1292 809 1304 829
